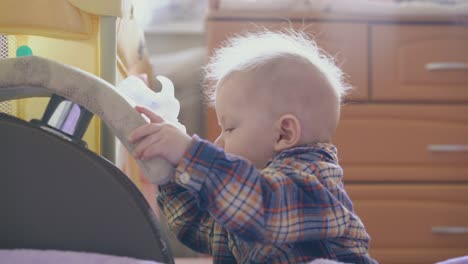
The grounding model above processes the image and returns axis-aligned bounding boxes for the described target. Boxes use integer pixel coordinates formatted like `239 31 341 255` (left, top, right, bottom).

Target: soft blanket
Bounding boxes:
0 249 162 264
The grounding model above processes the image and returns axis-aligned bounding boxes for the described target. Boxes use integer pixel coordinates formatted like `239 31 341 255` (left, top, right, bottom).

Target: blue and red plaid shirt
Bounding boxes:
158 136 377 263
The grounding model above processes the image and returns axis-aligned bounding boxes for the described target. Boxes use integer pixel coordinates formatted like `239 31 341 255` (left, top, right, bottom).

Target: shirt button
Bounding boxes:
179 173 190 184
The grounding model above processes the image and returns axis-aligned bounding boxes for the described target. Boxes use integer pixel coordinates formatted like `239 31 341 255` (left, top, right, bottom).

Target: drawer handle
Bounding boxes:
432 226 468 235
425 62 468 71
427 144 468 153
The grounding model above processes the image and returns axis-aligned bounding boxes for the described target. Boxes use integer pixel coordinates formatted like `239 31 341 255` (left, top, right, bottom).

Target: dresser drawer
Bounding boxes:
372 24 468 102
334 104 468 182
207 20 369 101
347 184 468 264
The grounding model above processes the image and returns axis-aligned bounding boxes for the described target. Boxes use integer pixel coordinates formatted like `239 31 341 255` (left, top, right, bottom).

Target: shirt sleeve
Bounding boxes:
157 181 215 254
174 135 353 245
158 181 238 262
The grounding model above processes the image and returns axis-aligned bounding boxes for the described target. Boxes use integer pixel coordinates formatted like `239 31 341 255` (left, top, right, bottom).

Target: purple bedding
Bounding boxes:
0 249 163 264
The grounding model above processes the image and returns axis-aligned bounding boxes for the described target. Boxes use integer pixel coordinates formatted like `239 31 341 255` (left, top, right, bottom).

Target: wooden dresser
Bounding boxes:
205 9 468 264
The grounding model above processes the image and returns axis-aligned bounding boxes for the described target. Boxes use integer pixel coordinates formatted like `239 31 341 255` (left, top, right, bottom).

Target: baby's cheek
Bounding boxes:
223 141 240 156
224 139 246 157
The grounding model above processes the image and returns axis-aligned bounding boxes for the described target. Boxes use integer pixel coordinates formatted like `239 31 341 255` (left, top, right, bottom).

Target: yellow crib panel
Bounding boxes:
0 0 127 154
1 22 102 152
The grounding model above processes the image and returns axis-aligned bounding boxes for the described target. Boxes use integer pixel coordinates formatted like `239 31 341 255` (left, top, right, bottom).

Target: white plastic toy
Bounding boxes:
115 75 186 133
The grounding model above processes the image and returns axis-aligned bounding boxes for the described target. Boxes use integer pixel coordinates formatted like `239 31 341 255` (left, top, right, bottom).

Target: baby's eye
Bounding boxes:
224 128 235 133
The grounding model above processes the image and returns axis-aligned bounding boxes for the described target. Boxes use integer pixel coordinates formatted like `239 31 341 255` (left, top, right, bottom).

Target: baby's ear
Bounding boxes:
274 114 301 152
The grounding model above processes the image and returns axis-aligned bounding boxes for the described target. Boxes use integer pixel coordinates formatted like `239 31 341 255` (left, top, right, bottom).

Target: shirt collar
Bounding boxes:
273 142 339 164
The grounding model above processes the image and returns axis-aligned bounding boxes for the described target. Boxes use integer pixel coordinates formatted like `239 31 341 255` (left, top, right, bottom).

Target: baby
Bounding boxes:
129 30 377 263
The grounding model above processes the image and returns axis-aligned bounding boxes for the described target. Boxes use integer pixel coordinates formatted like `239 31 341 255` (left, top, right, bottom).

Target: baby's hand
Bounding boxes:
129 106 191 165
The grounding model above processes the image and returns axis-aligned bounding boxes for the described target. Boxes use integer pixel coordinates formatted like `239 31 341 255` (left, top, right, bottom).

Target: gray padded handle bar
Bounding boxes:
0 56 172 185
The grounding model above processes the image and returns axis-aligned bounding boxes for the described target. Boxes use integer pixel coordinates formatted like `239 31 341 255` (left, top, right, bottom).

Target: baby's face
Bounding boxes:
214 72 278 169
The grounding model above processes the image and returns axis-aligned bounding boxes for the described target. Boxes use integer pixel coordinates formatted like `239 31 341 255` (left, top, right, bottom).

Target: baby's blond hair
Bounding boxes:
203 29 350 106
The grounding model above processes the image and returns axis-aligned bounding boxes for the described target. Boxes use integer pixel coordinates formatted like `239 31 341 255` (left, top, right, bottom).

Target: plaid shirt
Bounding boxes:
158 136 377 264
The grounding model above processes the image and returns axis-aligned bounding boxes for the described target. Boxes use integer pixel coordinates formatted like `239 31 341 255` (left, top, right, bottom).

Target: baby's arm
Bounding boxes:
158 181 238 263
157 182 218 255
174 138 355 245
129 107 234 258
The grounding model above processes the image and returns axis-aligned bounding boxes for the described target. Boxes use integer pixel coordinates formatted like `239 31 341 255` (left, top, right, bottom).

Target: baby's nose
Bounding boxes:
214 135 224 148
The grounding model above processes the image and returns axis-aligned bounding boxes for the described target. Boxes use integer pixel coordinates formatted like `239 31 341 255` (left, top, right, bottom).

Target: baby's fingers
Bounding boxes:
135 106 164 123
128 123 162 143
140 143 166 161
133 132 162 160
